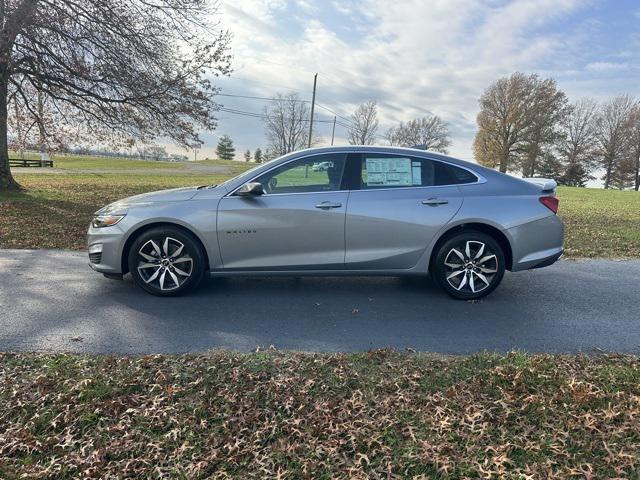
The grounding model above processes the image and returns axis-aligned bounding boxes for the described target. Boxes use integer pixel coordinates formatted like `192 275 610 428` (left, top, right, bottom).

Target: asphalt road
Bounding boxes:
1 249 638 354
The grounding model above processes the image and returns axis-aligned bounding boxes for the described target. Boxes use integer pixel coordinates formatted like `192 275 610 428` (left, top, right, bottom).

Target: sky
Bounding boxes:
173 0 640 162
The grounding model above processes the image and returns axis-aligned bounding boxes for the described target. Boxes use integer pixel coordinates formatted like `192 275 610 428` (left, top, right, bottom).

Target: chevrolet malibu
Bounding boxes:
87 146 564 299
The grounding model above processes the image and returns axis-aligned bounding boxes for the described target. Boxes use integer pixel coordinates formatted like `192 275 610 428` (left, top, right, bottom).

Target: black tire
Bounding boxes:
128 226 206 297
433 231 505 300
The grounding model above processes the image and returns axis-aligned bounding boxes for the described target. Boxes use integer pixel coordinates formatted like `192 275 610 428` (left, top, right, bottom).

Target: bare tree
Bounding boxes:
0 0 231 191
263 93 311 156
594 95 636 189
348 101 378 145
385 115 451 153
626 105 640 191
474 73 567 174
136 145 167 161
556 98 599 187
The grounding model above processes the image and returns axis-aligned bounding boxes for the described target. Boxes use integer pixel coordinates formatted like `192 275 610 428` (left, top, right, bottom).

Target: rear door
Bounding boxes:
217 153 348 270
344 153 471 270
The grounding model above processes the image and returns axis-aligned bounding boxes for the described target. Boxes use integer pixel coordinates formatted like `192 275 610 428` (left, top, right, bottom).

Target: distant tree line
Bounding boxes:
214 135 266 163
474 72 640 190
260 94 453 156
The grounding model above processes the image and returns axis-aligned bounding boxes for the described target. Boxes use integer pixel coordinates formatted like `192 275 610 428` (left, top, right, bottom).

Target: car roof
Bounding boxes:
286 145 480 170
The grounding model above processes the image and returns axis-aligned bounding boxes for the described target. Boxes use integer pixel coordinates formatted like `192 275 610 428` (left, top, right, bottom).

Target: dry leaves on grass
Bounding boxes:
1 350 639 479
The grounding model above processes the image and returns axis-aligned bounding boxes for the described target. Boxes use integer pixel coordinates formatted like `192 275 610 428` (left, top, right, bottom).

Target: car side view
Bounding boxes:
87 146 564 299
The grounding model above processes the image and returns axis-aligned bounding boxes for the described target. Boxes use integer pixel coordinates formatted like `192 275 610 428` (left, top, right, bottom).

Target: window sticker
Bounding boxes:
411 161 422 185
366 157 413 186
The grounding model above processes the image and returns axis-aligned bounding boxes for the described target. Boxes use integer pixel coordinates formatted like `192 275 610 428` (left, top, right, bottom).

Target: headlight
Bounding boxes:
92 214 125 228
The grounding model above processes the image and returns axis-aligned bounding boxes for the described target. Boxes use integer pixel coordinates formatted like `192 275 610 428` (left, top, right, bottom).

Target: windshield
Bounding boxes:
216 152 295 188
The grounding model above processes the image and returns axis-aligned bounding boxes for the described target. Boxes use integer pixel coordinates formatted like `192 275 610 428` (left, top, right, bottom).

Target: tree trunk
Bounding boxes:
526 152 536 178
499 149 509 173
0 74 22 191
603 156 613 190
634 153 639 191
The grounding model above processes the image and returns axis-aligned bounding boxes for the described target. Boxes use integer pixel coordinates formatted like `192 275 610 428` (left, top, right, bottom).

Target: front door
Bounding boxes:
217 153 348 270
345 153 467 270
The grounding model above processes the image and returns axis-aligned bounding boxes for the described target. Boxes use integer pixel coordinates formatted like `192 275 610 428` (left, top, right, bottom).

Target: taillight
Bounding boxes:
539 195 559 214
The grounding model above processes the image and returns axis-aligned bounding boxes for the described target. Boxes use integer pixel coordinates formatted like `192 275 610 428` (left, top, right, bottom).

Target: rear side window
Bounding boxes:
434 162 478 185
359 154 477 189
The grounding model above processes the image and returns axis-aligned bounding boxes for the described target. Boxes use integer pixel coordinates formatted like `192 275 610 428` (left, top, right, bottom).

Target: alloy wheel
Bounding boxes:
136 237 193 291
443 240 498 294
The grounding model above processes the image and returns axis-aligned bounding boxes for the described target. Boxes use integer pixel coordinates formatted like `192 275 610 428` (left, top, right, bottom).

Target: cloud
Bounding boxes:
178 0 637 161
586 61 630 71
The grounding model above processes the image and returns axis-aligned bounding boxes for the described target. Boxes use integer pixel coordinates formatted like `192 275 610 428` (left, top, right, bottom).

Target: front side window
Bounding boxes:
360 154 477 189
254 153 347 194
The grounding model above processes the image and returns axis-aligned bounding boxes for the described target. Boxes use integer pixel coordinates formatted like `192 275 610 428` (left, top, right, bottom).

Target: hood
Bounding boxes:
97 186 201 214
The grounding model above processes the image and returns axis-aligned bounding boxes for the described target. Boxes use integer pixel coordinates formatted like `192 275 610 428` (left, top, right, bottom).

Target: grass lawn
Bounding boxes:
52 155 185 170
557 186 640 258
10 151 257 172
0 173 222 250
0 165 639 256
10 151 185 170
1 350 639 479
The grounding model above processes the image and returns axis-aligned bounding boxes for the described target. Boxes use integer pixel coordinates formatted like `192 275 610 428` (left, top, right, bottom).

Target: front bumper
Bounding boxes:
87 224 126 274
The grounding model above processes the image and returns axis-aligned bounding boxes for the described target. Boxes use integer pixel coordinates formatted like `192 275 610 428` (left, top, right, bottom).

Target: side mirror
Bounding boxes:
236 182 264 196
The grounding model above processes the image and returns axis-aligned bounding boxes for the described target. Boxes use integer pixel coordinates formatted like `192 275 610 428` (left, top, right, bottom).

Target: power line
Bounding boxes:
314 103 353 125
218 107 346 125
217 93 355 128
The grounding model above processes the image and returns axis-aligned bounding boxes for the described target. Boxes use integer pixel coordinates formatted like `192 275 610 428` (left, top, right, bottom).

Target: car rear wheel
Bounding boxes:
433 231 505 300
128 227 206 296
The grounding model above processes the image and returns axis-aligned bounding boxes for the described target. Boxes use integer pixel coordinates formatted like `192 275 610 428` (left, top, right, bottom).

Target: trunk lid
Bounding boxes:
522 177 557 192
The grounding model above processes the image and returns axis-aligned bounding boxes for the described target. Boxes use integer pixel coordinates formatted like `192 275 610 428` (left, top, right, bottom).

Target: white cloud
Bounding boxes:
177 0 636 161
586 61 630 71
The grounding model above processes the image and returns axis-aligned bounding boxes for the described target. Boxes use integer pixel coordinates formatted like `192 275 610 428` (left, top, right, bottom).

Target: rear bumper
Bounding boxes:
528 249 563 269
508 215 564 272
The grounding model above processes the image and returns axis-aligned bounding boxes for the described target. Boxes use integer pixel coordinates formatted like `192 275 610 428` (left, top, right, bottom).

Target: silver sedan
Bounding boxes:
87 146 564 299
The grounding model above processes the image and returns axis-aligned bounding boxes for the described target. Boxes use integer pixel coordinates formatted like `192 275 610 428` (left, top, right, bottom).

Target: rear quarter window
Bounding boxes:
434 162 478 185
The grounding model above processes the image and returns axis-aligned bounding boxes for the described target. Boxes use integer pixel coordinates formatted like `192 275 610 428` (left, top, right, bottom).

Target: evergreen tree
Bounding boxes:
558 162 592 187
254 148 263 163
244 149 251 162
216 135 235 160
537 153 563 180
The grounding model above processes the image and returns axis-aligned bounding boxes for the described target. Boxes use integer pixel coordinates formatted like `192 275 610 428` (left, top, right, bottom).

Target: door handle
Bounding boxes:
315 201 342 209
422 198 449 206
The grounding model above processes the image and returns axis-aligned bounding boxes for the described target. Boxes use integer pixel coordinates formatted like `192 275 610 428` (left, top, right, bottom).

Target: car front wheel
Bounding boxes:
433 231 505 300
128 227 206 296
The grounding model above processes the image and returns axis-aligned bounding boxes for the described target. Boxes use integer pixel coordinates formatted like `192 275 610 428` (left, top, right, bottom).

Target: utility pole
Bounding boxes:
330 116 336 146
307 73 318 148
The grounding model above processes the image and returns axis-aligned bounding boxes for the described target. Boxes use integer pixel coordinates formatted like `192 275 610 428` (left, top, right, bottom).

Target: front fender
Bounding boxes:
119 200 222 271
